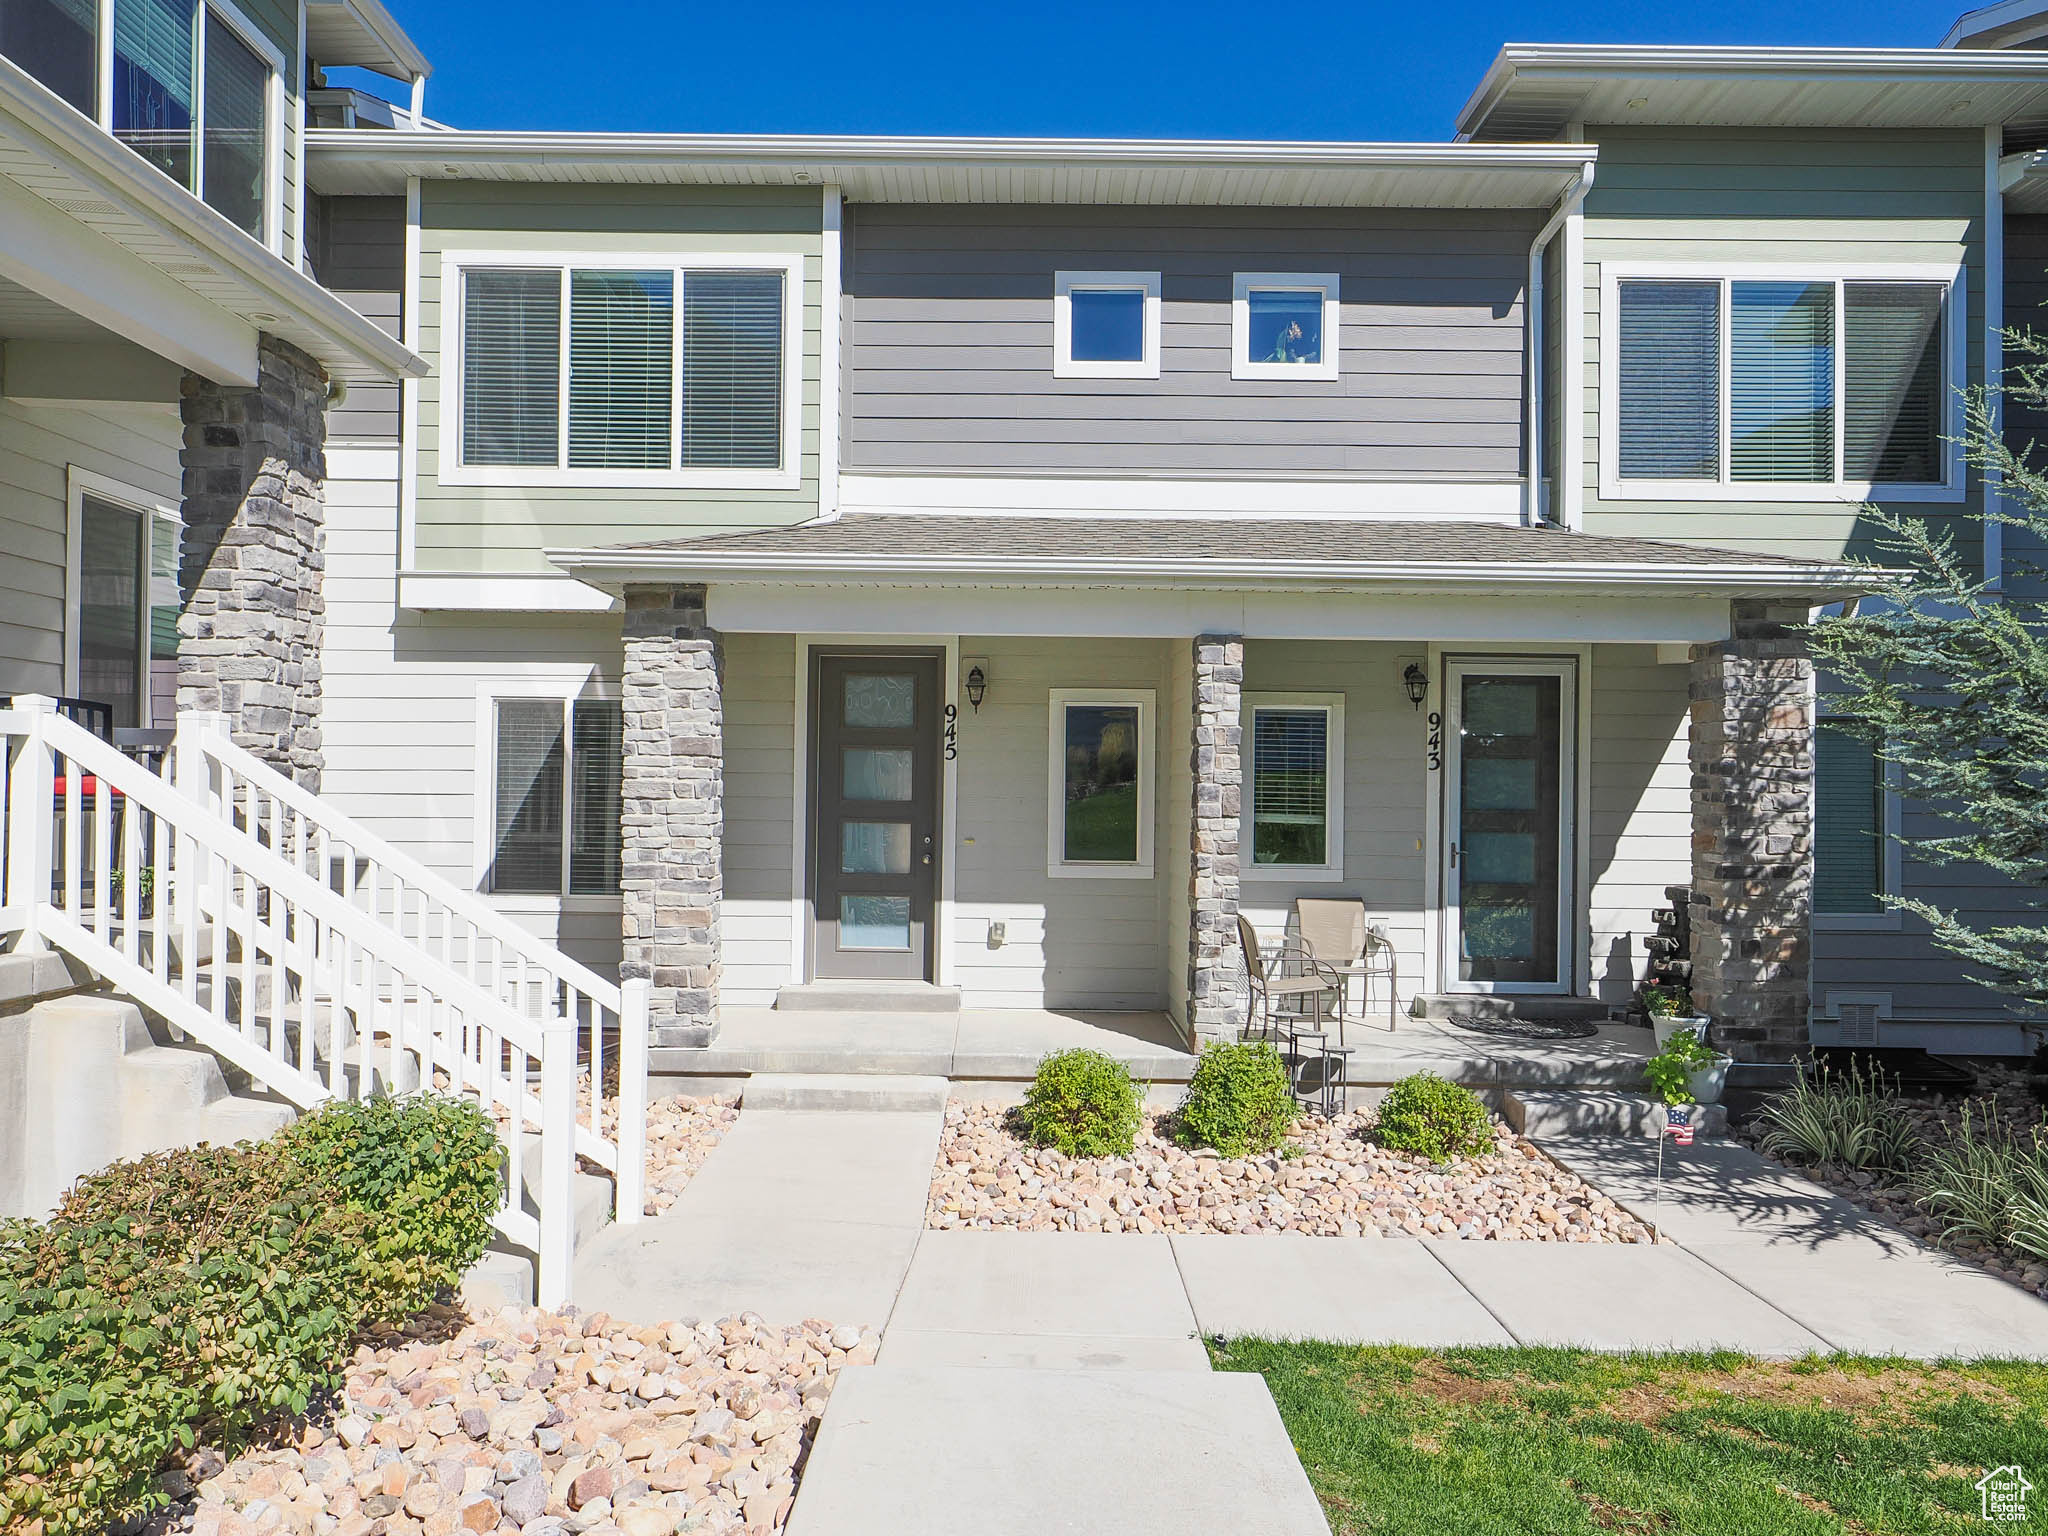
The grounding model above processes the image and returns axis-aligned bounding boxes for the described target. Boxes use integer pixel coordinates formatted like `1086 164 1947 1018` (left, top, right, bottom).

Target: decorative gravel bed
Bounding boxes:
489 1087 738 1218
174 1303 876 1536
927 1100 1656 1242
1735 1063 2048 1300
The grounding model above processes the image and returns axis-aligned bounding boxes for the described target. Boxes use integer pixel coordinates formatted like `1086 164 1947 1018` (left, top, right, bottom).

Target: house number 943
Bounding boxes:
1426 711 1443 772
943 703 959 761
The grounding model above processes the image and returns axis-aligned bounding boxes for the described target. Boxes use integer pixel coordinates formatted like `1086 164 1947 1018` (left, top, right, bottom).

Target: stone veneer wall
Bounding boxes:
1689 600 1814 1062
621 584 723 1048
176 335 328 789
1186 634 1244 1044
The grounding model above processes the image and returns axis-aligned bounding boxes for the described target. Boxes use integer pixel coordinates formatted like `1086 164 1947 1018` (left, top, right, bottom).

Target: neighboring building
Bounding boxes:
8 3 2048 1069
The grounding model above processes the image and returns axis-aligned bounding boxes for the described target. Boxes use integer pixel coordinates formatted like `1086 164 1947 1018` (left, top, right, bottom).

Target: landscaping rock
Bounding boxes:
927 1099 1653 1241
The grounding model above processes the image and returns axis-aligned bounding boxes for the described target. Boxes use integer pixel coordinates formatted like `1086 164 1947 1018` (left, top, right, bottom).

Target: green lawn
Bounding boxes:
1210 1339 2048 1534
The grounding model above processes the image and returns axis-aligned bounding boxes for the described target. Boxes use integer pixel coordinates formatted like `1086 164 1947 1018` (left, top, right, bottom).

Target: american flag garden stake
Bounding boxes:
1657 1105 1694 1192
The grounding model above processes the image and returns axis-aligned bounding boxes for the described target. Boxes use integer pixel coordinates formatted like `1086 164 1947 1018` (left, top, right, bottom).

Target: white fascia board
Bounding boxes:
0 171 258 383
837 474 1524 520
548 545 1890 598
0 58 427 382
398 573 619 613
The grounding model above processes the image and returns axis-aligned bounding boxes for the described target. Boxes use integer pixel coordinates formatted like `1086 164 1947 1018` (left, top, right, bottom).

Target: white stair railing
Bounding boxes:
0 697 640 1306
172 712 647 1225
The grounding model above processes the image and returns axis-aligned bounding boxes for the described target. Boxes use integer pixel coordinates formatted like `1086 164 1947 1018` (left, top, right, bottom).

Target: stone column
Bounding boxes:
1186 634 1244 1045
1689 600 1813 1062
620 584 723 1048
176 335 329 789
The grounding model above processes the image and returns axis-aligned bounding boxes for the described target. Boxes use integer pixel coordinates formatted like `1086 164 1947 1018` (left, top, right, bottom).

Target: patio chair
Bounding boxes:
1236 914 1350 1107
1294 897 1401 1041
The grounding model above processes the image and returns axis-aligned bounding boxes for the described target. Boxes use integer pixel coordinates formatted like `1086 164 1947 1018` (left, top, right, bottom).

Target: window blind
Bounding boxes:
1845 282 1943 484
1252 708 1328 865
493 700 564 895
201 18 266 240
569 270 673 470
1815 720 1883 914
113 0 196 188
463 269 561 467
569 700 622 895
1731 281 1834 483
683 270 783 469
1617 281 1721 480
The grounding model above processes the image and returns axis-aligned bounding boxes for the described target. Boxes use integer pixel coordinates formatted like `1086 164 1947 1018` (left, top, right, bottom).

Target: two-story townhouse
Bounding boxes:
300 123 1908 1067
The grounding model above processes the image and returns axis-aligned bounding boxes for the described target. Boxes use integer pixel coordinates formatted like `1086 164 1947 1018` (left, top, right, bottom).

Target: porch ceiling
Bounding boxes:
548 514 1886 600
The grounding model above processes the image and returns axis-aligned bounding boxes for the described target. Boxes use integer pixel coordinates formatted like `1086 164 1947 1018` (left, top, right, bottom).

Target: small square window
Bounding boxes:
1233 273 1340 381
1054 271 1160 380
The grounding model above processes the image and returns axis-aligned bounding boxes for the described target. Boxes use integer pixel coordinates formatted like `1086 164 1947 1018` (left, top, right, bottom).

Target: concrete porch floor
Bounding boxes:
648 1005 1660 1097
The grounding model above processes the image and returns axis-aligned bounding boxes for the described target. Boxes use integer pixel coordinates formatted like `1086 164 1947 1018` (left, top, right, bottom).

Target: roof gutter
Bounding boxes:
1525 158 1595 528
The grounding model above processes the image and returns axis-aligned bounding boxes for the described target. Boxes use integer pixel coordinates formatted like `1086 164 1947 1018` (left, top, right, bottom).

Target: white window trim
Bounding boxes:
1052 270 1161 380
1232 271 1341 382
88 0 285 255
437 249 806 491
1046 687 1155 880
1812 705 1905 931
63 466 178 727
472 673 623 910
1598 260 1967 504
1241 692 1346 883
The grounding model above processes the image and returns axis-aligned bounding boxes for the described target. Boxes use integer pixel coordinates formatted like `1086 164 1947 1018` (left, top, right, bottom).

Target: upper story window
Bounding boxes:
1 0 279 245
1603 267 1961 502
444 253 803 488
1053 271 1160 379
1233 273 1340 381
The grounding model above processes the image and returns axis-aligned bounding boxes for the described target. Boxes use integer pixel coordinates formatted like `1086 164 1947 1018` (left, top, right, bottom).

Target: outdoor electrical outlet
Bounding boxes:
988 920 1006 949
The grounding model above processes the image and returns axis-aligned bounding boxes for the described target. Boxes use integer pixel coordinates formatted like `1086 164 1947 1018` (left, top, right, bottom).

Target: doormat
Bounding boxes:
1442 1013 1601 1041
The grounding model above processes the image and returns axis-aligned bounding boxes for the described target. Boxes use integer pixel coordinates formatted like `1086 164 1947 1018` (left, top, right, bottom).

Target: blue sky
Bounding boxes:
347 0 1957 140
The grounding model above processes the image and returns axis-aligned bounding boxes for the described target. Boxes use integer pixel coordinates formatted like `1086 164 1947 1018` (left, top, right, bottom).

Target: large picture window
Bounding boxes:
1606 269 1958 500
1243 694 1344 878
1047 689 1154 878
487 695 622 897
447 254 802 487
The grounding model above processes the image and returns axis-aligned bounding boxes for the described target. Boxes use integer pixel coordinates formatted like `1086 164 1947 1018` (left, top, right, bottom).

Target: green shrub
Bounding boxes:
1640 983 1696 1017
1372 1072 1492 1165
0 1093 502 1536
1174 1041 1295 1156
1755 1060 1921 1174
1643 1029 1723 1107
1911 1104 2048 1259
1015 1048 1143 1157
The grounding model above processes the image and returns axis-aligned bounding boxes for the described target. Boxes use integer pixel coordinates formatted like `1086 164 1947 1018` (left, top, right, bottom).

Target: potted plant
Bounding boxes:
1645 1028 1733 1108
1641 983 1710 1049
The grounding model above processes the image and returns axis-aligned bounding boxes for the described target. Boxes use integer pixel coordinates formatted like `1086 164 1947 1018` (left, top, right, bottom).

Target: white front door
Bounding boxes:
1442 658 1577 995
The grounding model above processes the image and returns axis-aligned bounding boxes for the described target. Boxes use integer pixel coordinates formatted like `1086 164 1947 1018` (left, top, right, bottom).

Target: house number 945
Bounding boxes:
1426 711 1443 772
943 703 959 762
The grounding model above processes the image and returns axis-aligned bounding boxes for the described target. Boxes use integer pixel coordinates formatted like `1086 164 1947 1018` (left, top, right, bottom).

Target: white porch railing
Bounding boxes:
0 696 648 1307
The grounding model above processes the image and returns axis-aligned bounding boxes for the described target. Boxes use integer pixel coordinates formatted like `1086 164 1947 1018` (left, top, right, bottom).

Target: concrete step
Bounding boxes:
775 982 961 1014
462 1249 536 1313
742 1072 951 1113
0 948 86 1010
1503 1088 1726 1140
1411 994 1612 1024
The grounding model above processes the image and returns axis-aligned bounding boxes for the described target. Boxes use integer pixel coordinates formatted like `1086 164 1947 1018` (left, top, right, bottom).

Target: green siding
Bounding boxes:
1580 127 1984 566
415 182 824 573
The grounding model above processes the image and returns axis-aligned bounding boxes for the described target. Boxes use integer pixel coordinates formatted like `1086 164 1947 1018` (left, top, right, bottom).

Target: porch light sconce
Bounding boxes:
965 665 988 712
1402 663 1429 710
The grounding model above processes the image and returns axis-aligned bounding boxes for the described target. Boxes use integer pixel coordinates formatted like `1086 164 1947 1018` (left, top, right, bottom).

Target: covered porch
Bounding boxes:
551 513 1869 1067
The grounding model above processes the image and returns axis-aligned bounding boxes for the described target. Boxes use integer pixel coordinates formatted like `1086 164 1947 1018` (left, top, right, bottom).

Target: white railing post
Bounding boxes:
535 1015 578 1309
6 696 56 949
615 978 650 1226
172 710 231 812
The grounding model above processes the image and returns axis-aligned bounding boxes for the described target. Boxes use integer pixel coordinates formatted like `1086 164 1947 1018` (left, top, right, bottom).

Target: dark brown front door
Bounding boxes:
812 652 941 979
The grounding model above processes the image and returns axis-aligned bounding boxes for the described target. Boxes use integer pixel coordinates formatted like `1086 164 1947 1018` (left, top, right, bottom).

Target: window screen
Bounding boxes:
683 270 784 468
113 0 196 189
1617 281 1719 479
492 700 565 894
2 0 98 114
569 270 673 470
1845 282 1943 484
1252 708 1329 866
463 269 561 467
200 16 266 239
1816 720 1883 914
1731 281 1834 483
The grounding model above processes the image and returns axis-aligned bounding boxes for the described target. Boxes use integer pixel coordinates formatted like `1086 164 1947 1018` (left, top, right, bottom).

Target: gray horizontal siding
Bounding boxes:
846 204 1538 478
312 195 404 441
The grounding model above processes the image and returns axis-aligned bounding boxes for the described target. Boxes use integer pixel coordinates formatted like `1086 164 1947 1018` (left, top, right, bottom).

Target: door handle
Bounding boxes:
1449 842 1460 869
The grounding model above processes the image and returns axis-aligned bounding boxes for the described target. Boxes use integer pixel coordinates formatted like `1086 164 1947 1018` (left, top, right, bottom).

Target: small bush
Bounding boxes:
1911 1104 2048 1259
1640 983 1696 1018
1015 1048 1142 1157
1174 1041 1295 1157
1373 1072 1492 1165
0 1093 502 1536
1643 1029 1723 1107
1755 1060 1921 1174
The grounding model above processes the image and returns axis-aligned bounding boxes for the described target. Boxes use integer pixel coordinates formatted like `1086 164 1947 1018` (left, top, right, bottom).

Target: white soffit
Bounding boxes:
1944 0 2048 52
305 0 431 82
1458 44 2048 140
304 131 1599 208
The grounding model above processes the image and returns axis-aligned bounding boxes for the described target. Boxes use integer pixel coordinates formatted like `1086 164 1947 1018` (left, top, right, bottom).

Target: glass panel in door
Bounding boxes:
1452 668 1567 989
